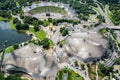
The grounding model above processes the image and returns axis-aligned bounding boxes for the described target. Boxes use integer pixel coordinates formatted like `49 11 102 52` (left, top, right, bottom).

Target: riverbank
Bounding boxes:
0 17 16 30
5 46 14 53
0 17 9 21
9 18 16 30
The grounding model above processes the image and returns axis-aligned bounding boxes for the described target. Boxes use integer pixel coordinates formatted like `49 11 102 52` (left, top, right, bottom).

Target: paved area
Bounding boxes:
32 13 64 20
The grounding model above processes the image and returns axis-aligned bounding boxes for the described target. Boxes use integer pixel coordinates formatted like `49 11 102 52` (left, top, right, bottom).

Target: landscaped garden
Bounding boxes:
29 6 67 15
56 68 84 80
5 44 19 53
29 27 46 40
87 64 96 80
0 72 28 80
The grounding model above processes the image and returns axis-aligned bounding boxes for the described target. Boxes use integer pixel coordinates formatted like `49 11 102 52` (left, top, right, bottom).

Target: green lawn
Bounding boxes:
56 68 84 80
5 46 14 53
29 6 67 15
60 40 65 45
29 28 46 40
9 18 16 30
0 17 9 21
48 39 54 48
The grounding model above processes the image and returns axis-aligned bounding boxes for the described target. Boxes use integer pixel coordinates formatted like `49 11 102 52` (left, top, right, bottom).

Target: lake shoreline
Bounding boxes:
0 21 31 49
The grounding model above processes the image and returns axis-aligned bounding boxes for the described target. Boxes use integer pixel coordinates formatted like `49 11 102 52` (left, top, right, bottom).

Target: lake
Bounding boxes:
0 21 31 49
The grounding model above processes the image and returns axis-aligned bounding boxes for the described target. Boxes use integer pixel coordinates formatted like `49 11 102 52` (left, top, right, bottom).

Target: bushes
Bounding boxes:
6 75 21 80
97 15 105 23
0 11 12 19
56 68 84 80
106 4 120 25
60 27 69 36
22 16 42 26
98 63 114 76
55 19 80 25
13 44 19 50
16 24 29 30
78 14 88 21
81 64 85 70
34 26 40 31
59 40 65 48
13 18 21 24
29 6 67 15
0 73 28 80
0 72 5 80
115 58 120 65
40 38 53 49
43 20 50 27
74 60 79 66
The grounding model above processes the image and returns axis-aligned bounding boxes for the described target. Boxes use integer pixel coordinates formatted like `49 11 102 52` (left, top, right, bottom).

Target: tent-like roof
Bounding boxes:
3 43 58 79
64 31 108 61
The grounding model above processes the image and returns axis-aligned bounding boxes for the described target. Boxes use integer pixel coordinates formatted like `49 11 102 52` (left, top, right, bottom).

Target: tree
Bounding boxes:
74 60 79 66
0 48 3 53
34 26 39 32
5 75 21 80
0 72 5 80
48 18 53 23
22 24 29 30
81 64 85 70
115 58 120 65
98 63 113 75
43 20 50 27
60 27 69 36
13 44 19 49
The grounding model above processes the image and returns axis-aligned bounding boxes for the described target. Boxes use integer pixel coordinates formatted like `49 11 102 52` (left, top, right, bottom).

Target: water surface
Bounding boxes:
0 21 31 49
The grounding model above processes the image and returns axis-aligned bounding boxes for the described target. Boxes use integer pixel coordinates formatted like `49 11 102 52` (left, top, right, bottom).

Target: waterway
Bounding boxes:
0 21 31 49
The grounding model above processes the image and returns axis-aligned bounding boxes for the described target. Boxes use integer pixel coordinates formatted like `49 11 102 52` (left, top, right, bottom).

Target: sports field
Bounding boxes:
29 6 67 15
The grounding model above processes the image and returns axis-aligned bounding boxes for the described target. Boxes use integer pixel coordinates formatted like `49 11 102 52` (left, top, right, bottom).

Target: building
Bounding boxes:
2 43 58 80
64 31 108 62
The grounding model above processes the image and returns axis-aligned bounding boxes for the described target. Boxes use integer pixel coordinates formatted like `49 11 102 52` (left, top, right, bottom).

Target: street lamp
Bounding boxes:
0 40 8 71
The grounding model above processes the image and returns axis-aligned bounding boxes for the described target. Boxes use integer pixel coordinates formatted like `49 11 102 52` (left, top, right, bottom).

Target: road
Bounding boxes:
105 31 119 67
93 0 114 26
96 64 98 80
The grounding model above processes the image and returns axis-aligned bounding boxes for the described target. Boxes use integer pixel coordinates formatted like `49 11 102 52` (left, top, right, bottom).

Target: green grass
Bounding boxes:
5 46 14 53
48 39 54 48
29 6 67 15
35 30 46 40
10 17 16 30
0 17 9 21
99 28 107 35
29 28 46 40
60 40 65 45
97 69 105 78
34 1 40 4
43 20 50 27
59 40 65 47
56 68 83 80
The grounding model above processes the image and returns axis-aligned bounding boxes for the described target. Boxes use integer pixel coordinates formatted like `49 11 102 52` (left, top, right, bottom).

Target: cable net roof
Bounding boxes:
64 31 108 61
